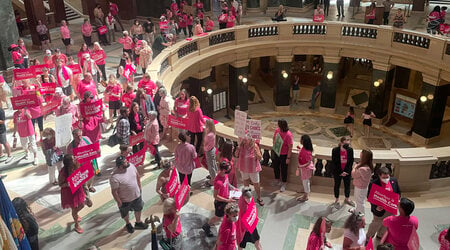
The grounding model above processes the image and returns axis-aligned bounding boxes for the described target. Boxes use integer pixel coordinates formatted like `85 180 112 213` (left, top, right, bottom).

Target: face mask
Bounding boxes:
343 143 350 149
381 177 390 184
231 216 238 222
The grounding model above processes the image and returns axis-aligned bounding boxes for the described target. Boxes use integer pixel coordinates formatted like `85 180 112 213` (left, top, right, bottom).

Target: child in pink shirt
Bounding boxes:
216 203 239 250
162 198 182 247
296 135 314 202
13 108 38 164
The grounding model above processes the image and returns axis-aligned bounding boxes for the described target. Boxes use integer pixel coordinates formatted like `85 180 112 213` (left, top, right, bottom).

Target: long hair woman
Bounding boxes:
343 212 366 250
297 134 314 202
220 140 237 187
203 119 217 186
306 217 332 250
351 149 373 214
272 119 293 192
12 198 39 249
187 96 205 153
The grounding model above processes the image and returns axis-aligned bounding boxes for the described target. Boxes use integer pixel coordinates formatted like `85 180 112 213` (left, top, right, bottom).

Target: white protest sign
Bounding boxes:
234 110 247 138
55 113 73 148
246 119 261 140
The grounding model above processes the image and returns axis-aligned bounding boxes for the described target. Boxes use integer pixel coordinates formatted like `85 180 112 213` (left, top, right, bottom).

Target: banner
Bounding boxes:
11 94 39 110
39 82 57 95
31 64 49 75
166 168 179 197
129 132 145 146
67 162 95 194
67 64 82 74
367 183 400 215
194 157 202 169
127 144 146 166
13 68 36 80
203 115 218 125
246 119 261 140
175 177 190 210
234 110 247 138
313 14 325 22
79 99 103 117
55 113 73 148
168 115 188 129
273 133 284 157
98 25 108 35
73 142 100 163
366 237 373 250
242 199 258 234
41 99 60 114
91 51 106 64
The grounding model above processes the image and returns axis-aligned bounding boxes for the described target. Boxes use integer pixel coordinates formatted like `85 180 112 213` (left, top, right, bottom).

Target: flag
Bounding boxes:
366 237 374 250
0 179 31 250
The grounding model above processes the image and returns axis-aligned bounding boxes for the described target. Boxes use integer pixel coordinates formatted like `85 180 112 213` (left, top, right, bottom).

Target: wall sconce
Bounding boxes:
326 71 333 80
206 88 213 95
427 94 434 100
281 70 288 79
242 77 248 84
373 81 380 87
201 86 206 92
238 75 243 80
420 96 427 103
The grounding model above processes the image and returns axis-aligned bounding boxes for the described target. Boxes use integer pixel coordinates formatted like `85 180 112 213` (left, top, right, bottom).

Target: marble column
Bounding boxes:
247 0 261 8
0 0 19 70
319 56 340 113
48 0 67 24
286 0 303 8
412 76 448 140
274 56 292 111
81 0 96 21
24 0 47 47
368 63 394 119
229 60 249 111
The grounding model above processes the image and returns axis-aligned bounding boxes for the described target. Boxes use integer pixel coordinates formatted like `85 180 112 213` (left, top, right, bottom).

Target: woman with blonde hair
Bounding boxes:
162 198 182 247
343 212 366 249
136 40 153 74
204 119 217 186
187 96 205 153
351 149 373 214
158 88 170 140
105 74 122 127
92 42 107 81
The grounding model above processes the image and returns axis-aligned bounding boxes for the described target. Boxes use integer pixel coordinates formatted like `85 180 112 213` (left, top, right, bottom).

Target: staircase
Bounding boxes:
42 0 81 21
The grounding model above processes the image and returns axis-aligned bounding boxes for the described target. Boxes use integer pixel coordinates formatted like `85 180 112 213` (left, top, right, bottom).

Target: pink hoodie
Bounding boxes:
352 165 372 189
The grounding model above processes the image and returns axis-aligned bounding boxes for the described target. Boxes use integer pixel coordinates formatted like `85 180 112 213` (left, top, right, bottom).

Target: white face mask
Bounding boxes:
381 177 390 184
231 216 238 222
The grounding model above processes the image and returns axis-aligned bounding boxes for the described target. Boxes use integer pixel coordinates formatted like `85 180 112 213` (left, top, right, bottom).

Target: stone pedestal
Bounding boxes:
229 61 249 111
0 0 19 70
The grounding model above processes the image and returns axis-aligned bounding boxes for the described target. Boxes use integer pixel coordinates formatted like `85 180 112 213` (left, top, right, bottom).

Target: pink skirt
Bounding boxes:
61 186 85 209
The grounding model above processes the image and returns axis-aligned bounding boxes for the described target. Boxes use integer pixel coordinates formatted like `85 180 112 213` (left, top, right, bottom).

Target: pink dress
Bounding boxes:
79 100 102 142
298 147 314 180
237 139 262 174
60 167 85 209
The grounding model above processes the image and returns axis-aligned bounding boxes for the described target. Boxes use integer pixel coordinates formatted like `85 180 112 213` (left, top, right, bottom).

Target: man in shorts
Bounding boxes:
202 161 237 237
110 156 148 233
0 107 14 164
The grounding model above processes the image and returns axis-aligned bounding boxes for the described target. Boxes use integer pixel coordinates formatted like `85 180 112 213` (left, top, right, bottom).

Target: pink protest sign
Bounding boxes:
166 168 179 197
129 132 145 146
39 82 57 95
79 99 103 117
67 162 95 194
313 14 325 22
11 94 39 110
366 237 374 250
13 68 36 80
41 99 60 115
168 115 188 129
67 64 82 74
73 142 100 163
31 64 49 75
98 25 108 35
175 177 190 209
127 145 146 166
368 184 400 215
242 199 258 233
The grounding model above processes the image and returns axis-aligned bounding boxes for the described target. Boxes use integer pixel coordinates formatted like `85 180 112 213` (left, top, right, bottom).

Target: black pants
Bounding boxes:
333 174 351 199
133 142 144 154
179 27 187 36
219 23 226 29
113 14 125 31
337 0 344 16
187 25 193 37
32 116 44 133
272 154 288 182
178 172 192 186
83 35 92 47
324 0 330 15
153 144 161 165
98 31 108 45
189 132 203 153
383 12 390 25
98 64 106 81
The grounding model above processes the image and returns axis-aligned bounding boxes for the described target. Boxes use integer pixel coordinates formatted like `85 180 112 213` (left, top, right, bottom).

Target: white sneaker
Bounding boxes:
33 158 37 166
280 184 286 192
5 156 14 164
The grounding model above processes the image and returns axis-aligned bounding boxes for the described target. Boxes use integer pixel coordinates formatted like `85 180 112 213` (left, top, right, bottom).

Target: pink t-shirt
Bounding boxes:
77 79 97 98
118 36 134 50
175 98 189 117
306 231 323 250
226 16 236 28
237 139 262 173
138 79 157 98
145 119 160 145
175 142 197 175
14 110 35 137
60 25 70 39
352 165 372 189
105 84 121 102
298 148 313 180
187 107 205 133
439 229 450 250
163 214 181 239
217 217 236 250
203 132 215 152
214 174 229 199
340 149 347 171
383 216 419 250
273 128 293 155
121 92 136 108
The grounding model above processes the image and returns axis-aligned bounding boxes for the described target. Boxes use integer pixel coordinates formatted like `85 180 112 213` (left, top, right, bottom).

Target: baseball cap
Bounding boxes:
116 156 126 167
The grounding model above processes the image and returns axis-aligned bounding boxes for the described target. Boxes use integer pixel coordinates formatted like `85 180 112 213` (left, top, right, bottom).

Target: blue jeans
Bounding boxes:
311 95 317 109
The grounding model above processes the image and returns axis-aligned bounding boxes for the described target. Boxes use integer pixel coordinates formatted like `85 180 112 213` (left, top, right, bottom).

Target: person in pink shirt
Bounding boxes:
197 10 204 26
178 12 188 37
118 31 134 56
77 43 91 67
23 87 44 142
187 96 205 153
81 19 93 47
162 198 182 247
205 16 214 32
52 48 68 67
216 202 239 250
60 20 71 55
439 226 450 250
351 149 373 214
203 119 218 186
296 134 314 202
170 0 179 14
79 91 104 143
158 88 170 140
306 217 333 250
236 137 264 205
145 111 161 167
174 89 189 119
121 85 135 108
17 38 29 68
193 18 204 36
56 96 80 130
236 188 262 249
105 74 122 126
218 10 228 29
187 14 194 37
203 161 237 237
382 198 419 250
43 50 55 70
156 160 173 201
92 42 107 81
13 108 38 165
175 132 197 185
272 119 293 192
77 73 98 100
109 2 124 31
138 73 157 98
226 11 236 28
10 44 24 68
220 141 237 187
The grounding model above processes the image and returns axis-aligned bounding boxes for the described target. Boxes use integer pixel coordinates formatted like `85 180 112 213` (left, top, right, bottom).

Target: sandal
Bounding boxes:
296 196 309 202
74 226 84 234
257 198 265 206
